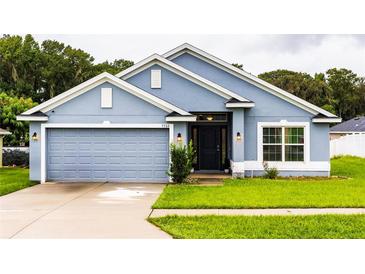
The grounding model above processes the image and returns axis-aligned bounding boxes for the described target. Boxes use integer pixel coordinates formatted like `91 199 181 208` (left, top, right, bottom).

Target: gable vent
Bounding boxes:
151 69 161 89
101 88 113 108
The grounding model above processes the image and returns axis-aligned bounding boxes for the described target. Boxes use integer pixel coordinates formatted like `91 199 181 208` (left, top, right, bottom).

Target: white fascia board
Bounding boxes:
330 131 364 134
165 116 197 122
43 123 171 129
116 54 250 103
226 102 255 108
312 117 342 123
22 72 190 117
16 115 48 121
164 44 337 118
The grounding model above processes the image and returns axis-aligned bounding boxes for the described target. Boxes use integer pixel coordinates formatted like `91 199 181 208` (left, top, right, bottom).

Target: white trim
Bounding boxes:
22 72 190 117
166 116 197 122
226 102 255 108
116 54 250 103
312 117 342 123
40 123 172 183
16 115 48 121
164 44 337 118
330 131 365 134
151 69 162 88
244 161 330 171
230 160 245 174
257 121 310 164
101 87 113 108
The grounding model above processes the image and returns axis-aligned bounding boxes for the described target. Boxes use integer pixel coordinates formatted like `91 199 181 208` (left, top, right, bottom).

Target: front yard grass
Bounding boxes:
153 156 365 209
0 168 37 196
149 214 365 239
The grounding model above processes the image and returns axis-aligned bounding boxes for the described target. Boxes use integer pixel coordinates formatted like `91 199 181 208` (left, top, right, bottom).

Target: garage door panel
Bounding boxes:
47 128 169 182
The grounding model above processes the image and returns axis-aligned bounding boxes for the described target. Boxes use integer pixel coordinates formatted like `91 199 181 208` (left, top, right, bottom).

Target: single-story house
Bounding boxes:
330 116 365 140
17 43 341 183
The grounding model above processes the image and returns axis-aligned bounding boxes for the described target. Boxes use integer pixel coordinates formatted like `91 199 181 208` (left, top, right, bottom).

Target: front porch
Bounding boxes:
172 110 245 177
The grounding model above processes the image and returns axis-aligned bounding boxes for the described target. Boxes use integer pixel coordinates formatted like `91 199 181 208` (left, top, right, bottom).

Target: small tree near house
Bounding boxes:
168 140 196 184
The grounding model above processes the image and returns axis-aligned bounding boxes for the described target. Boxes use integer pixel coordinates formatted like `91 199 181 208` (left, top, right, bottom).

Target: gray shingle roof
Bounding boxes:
330 116 365 132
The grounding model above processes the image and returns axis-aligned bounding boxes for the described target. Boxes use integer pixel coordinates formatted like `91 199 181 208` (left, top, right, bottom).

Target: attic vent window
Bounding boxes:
101 88 112 108
151 69 161 89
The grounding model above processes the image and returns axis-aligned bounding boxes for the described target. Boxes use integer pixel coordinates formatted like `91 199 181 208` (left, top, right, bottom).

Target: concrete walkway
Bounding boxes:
0 183 170 239
150 208 365 217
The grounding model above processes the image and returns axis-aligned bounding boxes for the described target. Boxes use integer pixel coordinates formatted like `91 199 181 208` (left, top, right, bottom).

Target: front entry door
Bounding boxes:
199 126 221 170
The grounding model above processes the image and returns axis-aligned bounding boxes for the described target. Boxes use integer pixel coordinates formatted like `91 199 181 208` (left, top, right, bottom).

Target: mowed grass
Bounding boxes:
153 156 365 209
149 214 365 239
0 168 37 196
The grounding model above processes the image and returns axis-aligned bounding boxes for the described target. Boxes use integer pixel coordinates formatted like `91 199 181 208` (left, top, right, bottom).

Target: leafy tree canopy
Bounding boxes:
0 92 37 146
259 69 365 121
0 34 134 102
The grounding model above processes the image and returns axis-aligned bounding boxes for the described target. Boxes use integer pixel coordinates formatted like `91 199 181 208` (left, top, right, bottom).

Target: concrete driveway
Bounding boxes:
0 183 170 239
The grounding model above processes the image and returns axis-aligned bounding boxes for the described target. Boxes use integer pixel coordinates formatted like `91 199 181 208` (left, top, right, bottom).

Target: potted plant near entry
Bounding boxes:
223 158 230 174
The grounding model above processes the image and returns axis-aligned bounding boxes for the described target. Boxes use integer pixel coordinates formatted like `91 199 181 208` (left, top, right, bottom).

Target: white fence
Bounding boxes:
330 133 365 158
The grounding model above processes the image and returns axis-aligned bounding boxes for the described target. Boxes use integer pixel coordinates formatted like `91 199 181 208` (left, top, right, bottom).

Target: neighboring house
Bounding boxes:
330 116 365 140
0 128 11 167
17 43 341 183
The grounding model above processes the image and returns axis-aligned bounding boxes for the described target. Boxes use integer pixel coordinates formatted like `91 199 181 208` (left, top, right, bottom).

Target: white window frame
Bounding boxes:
151 69 162 89
101 88 112 108
257 121 310 164
40 123 174 183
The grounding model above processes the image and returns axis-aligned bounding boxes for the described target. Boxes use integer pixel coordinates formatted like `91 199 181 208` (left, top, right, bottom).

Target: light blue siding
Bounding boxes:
46 82 168 123
174 122 188 145
46 128 169 182
29 122 41 181
127 64 229 112
232 109 244 162
171 53 329 162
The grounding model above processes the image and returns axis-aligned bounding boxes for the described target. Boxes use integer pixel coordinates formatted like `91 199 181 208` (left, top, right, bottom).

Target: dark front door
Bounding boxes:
199 126 221 170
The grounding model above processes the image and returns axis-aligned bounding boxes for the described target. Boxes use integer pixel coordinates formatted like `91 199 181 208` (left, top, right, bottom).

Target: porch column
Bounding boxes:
231 109 245 177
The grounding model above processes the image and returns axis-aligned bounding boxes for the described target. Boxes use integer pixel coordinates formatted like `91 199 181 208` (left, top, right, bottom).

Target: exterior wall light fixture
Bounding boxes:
236 132 242 141
32 132 39 141
177 133 182 142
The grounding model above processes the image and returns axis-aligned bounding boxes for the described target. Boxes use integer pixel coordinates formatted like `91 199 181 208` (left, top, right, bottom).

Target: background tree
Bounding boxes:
0 34 134 103
232 63 243 70
0 92 37 146
258 69 332 109
326 68 362 120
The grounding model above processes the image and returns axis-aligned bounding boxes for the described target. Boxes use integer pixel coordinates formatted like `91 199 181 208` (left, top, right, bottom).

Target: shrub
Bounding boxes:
168 140 196 184
263 161 279 179
2 149 29 166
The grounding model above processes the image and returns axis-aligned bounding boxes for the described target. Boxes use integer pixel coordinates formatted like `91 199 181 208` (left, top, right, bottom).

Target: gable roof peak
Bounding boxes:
163 43 338 119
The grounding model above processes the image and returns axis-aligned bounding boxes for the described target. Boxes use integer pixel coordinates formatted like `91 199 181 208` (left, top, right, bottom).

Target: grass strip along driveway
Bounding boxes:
149 214 365 239
153 156 365 209
0 168 37 196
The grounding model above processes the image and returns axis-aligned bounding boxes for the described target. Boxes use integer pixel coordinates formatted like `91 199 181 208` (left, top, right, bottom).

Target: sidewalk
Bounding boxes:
150 208 365 218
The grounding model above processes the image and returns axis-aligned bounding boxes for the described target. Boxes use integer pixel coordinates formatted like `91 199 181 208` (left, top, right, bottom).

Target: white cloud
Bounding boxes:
33 34 365 76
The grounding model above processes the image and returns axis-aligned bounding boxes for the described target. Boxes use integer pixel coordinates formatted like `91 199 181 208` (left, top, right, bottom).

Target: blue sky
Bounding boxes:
33 34 365 76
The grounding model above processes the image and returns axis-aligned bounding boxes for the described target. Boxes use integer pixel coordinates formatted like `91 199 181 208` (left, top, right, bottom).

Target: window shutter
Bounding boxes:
151 70 161 88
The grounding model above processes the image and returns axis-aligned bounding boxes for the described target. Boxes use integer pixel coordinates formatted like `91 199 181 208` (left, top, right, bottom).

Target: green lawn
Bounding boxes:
153 156 365 209
149 214 365 239
0 168 37 196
